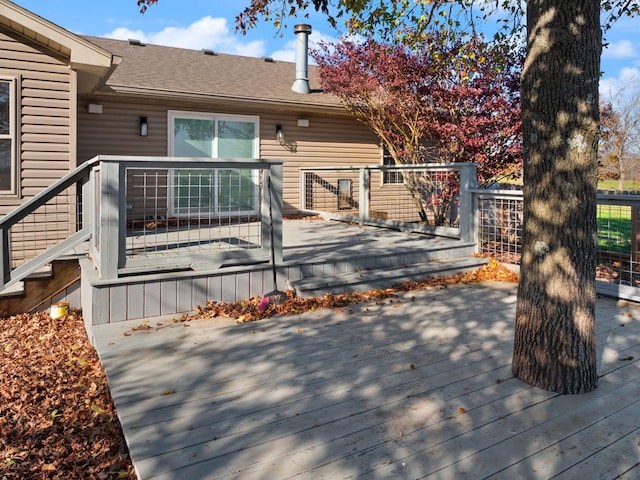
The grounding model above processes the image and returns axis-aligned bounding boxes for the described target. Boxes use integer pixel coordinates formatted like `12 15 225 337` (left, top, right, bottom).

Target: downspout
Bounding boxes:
291 24 312 94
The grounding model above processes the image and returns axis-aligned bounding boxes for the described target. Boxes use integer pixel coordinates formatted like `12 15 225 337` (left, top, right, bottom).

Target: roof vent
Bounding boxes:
263 56 275 63
202 49 216 56
292 24 312 94
128 39 143 46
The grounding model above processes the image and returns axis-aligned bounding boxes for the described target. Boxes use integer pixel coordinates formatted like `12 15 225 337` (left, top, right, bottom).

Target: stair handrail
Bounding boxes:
0 158 100 290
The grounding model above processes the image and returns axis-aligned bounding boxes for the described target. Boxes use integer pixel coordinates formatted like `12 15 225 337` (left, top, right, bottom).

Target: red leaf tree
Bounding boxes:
311 35 523 224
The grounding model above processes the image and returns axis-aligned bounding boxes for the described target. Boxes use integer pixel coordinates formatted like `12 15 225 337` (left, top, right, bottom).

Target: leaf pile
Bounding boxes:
0 311 135 479
187 258 519 324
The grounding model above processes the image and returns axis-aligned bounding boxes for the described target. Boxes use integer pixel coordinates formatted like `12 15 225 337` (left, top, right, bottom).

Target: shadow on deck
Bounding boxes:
92 282 640 479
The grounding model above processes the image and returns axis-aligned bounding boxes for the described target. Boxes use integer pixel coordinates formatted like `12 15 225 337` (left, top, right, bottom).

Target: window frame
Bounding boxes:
166 110 261 217
0 76 18 196
381 143 404 185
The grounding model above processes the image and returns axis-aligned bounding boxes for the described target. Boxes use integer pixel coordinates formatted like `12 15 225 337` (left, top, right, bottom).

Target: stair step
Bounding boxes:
0 259 80 316
290 257 488 298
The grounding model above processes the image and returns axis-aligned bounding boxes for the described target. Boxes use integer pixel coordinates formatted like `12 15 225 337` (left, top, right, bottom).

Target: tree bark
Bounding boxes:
512 0 601 394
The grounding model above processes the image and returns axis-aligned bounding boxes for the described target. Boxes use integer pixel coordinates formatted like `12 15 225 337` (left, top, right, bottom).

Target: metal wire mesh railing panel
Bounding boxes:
9 187 79 269
302 166 462 229
596 202 640 288
476 189 640 289
124 167 264 260
370 169 461 227
478 194 523 264
302 170 361 214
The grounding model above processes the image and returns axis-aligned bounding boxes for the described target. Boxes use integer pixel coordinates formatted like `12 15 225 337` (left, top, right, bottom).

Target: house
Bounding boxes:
0 0 380 222
0 0 478 322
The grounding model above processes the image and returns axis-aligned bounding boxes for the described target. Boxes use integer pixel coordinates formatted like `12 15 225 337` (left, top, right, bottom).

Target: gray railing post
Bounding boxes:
459 163 478 244
81 167 93 238
359 167 370 226
267 163 283 264
97 159 125 280
0 225 9 286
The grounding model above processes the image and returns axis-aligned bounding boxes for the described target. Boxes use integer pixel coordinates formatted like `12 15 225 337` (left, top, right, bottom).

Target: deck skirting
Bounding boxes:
80 241 476 329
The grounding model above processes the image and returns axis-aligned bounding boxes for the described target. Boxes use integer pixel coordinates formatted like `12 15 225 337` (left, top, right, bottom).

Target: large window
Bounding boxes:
168 111 259 216
0 78 16 194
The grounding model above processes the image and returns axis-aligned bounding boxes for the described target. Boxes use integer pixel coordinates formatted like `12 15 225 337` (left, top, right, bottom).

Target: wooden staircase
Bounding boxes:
0 259 81 317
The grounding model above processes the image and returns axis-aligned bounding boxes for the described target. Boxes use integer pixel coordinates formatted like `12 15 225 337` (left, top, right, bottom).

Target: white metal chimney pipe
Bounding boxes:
291 24 312 94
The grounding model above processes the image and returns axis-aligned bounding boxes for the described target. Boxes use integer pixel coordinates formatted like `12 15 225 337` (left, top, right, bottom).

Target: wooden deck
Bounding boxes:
92 282 640 479
81 219 477 325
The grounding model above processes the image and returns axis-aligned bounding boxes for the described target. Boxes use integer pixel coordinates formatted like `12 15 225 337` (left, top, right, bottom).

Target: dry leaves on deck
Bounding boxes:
185 257 519 324
0 311 135 479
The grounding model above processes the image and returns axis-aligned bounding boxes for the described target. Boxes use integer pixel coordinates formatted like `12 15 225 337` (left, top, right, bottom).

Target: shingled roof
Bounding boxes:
84 36 342 110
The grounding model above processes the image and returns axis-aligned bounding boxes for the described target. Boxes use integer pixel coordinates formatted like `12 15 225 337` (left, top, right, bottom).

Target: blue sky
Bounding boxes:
12 0 640 101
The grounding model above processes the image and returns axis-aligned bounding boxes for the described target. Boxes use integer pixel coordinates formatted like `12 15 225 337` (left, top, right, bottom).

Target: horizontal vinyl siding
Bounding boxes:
0 29 74 265
78 98 381 215
78 100 169 161
259 113 380 214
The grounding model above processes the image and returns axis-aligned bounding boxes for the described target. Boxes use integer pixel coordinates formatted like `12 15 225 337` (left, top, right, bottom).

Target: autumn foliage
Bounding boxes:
184 258 519 325
0 312 135 479
311 35 524 185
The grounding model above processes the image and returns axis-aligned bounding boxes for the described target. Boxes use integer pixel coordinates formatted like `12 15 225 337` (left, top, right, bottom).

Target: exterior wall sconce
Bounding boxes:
275 124 285 144
139 116 148 137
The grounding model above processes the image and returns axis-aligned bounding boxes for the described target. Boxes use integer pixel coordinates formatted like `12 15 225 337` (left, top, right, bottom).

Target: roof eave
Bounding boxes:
0 0 113 71
92 85 346 113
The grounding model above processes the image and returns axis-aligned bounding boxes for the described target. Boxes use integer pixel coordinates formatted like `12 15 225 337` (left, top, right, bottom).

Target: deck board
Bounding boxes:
92 282 640 479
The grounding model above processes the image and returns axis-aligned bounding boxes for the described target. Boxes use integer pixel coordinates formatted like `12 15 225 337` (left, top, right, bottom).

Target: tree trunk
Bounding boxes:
512 0 601 394
618 171 625 192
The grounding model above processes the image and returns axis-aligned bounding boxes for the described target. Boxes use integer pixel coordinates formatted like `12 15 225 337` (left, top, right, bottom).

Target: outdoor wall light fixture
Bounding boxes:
275 124 285 144
139 116 148 137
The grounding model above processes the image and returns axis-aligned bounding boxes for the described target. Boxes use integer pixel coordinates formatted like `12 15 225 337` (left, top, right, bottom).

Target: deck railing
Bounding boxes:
0 156 283 289
92 156 283 280
474 186 640 301
299 163 478 242
0 159 95 290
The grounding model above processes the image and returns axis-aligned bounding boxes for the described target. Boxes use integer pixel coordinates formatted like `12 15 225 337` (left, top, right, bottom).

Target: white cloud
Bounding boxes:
104 16 266 57
105 27 148 42
603 40 638 59
269 30 338 64
270 39 297 62
600 67 640 104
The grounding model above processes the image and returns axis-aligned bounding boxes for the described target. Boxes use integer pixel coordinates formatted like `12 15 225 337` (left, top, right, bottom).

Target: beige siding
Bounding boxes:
78 98 383 215
259 113 381 214
0 28 74 265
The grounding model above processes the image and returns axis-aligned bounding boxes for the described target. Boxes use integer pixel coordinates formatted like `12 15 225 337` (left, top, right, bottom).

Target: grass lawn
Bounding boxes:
597 204 633 253
598 179 640 191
